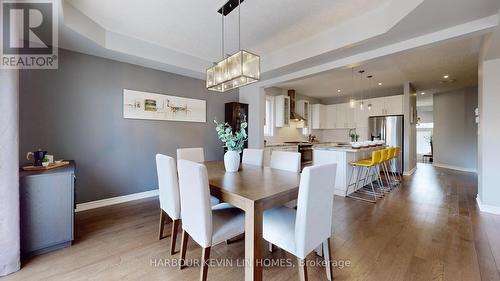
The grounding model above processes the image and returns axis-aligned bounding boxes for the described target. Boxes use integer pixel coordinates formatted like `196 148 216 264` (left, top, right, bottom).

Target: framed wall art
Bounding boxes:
123 89 206 123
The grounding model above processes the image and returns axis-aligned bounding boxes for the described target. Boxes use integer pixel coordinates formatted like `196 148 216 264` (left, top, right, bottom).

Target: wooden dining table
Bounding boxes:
205 161 301 281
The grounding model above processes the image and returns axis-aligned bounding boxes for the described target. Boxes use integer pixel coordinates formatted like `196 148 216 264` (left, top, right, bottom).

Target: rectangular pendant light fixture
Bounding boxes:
206 50 260 92
207 0 260 93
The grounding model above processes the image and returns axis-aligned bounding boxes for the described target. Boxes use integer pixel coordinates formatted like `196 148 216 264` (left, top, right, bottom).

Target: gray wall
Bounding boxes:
417 110 433 123
0 69 20 276
19 49 238 204
433 87 478 171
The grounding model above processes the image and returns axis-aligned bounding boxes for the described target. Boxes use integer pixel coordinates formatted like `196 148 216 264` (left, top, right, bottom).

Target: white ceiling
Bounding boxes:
276 35 482 101
65 0 388 62
60 0 500 80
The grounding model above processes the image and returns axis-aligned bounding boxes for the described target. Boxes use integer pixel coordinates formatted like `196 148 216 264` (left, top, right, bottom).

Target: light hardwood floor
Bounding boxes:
4 163 500 281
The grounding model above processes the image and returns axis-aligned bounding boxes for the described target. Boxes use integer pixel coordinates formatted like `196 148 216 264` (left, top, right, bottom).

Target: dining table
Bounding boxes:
205 160 301 281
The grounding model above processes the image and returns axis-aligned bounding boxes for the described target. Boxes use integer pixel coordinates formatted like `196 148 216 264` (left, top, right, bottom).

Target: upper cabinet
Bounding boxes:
368 95 403 116
275 95 290 127
337 103 355 129
311 104 326 129
296 100 310 121
311 95 403 130
295 100 310 129
325 104 337 129
383 95 404 115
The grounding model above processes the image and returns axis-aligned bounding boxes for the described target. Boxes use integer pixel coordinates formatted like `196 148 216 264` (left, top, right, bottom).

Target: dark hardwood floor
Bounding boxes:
4 163 500 280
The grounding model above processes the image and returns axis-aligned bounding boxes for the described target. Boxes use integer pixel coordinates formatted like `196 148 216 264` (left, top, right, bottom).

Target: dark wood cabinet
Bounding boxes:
225 102 249 153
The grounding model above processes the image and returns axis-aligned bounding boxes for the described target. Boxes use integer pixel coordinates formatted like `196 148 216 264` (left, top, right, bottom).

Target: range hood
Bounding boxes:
288 90 307 122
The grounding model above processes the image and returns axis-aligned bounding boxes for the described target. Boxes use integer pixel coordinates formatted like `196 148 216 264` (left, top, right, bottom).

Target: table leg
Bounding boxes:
245 202 263 281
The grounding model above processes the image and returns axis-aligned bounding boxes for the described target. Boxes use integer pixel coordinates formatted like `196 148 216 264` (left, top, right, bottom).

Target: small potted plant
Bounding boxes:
214 115 248 172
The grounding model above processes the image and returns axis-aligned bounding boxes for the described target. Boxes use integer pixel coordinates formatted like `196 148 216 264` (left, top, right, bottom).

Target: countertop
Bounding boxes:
20 161 76 177
314 146 385 153
264 142 344 148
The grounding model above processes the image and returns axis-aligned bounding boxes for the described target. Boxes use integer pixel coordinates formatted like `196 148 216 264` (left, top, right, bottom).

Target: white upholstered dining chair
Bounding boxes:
176 147 220 206
270 150 301 173
270 150 301 209
242 148 264 166
177 160 245 281
263 163 337 281
176 147 205 163
155 154 181 255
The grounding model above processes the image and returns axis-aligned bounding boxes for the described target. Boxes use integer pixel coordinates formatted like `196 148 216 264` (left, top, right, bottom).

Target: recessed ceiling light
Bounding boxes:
378 82 382 86
421 92 426 95
337 89 341 93
443 75 449 79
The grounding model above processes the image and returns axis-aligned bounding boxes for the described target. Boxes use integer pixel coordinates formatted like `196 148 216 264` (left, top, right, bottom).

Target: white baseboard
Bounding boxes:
432 163 477 173
403 166 417 176
75 189 159 212
476 196 500 215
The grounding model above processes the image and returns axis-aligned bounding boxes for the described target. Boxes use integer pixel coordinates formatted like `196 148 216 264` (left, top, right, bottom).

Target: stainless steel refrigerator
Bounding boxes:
369 115 404 173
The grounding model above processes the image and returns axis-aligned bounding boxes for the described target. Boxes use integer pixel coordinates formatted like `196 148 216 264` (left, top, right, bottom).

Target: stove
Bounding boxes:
283 142 313 167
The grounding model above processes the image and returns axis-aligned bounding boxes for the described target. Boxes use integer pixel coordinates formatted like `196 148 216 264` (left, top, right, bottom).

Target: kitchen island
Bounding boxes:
314 146 382 196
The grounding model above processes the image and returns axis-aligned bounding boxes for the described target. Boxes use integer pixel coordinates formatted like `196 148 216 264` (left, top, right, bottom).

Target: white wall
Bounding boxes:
478 23 500 213
478 57 500 210
433 87 478 172
0 69 20 276
239 85 265 149
418 110 433 123
403 82 417 174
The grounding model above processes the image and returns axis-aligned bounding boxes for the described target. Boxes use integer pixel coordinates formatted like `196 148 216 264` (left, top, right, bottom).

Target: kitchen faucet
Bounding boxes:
348 128 358 142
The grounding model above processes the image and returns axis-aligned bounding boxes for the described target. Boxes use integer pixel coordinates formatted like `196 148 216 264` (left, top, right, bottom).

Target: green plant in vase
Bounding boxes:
214 115 248 172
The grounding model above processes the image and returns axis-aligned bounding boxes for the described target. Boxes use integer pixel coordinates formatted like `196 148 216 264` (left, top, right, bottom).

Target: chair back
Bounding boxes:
394 147 401 158
242 149 264 166
295 164 337 259
156 154 180 220
368 150 382 165
380 148 390 162
177 148 205 163
388 147 396 159
270 151 301 172
177 159 213 248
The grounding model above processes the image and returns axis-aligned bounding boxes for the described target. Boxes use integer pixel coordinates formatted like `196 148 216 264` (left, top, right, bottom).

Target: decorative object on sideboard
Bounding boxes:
26 149 47 166
214 114 248 172
123 89 206 123
206 0 260 92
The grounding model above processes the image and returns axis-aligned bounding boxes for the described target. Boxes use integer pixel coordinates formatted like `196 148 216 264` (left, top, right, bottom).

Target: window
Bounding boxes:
264 96 274 136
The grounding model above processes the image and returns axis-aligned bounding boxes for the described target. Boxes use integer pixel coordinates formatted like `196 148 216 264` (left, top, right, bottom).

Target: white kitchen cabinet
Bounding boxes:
355 100 370 129
383 95 404 115
368 95 403 116
325 103 355 129
338 103 355 128
325 104 337 129
311 104 326 129
296 100 310 121
275 95 290 127
296 100 310 129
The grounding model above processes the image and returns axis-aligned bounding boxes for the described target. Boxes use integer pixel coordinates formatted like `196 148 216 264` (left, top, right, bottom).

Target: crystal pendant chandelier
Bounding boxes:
358 70 365 110
206 0 260 92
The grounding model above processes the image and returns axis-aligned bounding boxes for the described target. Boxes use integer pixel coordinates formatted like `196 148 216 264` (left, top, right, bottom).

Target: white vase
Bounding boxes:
224 151 240 172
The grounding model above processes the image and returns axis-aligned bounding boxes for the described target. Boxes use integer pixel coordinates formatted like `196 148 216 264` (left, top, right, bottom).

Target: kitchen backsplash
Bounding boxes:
264 122 351 144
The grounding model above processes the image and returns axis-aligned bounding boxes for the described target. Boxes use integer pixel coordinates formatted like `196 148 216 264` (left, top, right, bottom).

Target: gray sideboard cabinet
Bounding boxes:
19 161 76 257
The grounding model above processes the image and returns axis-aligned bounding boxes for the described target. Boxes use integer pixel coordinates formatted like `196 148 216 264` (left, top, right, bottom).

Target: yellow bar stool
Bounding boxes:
379 148 393 189
387 148 399 186
346 150 384 203
391 147 402 183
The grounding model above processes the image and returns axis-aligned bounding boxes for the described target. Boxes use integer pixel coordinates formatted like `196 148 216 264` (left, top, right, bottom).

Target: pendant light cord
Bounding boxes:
221 6 225 59
238 0 241 50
